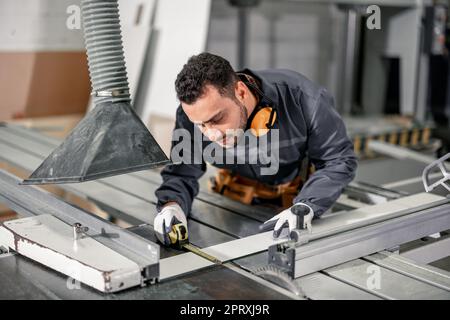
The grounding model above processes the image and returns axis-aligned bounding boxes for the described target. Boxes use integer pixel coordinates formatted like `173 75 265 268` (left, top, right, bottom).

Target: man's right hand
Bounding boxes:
154 203 188 246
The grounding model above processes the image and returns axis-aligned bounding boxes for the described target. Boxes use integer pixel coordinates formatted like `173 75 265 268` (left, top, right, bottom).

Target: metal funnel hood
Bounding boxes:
22 102 169 185
22 0 170 185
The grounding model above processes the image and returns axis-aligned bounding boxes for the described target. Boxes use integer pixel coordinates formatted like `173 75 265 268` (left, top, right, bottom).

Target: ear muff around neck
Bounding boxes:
236 72 278 136
249 106 277 137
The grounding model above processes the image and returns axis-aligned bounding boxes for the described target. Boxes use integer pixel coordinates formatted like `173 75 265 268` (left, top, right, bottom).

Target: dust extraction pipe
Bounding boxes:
22 0 169 185
83 0 131 105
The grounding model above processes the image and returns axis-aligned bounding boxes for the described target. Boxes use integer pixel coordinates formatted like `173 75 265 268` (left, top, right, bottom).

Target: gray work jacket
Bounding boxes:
155 68 358 217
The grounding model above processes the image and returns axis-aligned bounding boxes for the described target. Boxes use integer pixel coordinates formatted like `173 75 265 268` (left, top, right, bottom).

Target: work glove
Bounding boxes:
260 203 314 239
154 203 187 246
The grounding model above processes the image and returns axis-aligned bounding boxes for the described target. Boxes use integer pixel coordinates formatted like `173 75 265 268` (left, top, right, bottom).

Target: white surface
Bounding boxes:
139 0 211 122
368 140 436 165
0 0 85 51
384 7 423 116
316 192 444 230
120 0 156 101
122 30 151 101
160 252 213 280
159 192 446 280
0 214 141 293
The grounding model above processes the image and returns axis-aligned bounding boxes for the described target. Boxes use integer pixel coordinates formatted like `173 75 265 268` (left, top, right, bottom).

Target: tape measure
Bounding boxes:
168 223 188 248
168 223 222 264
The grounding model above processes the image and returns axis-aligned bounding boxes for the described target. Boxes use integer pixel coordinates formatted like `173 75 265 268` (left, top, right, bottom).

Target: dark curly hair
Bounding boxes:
175 53 237 104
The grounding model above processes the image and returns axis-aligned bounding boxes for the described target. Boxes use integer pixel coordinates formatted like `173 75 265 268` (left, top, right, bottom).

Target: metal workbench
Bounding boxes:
0 123 449 300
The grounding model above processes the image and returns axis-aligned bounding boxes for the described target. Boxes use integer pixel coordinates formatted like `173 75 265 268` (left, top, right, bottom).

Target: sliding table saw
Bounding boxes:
0 123 450 299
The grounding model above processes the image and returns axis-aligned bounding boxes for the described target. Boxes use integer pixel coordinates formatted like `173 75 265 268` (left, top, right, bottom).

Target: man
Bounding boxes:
154 52 357 246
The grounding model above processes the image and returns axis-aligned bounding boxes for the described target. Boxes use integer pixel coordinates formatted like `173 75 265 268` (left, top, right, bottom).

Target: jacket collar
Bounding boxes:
238 68 278 108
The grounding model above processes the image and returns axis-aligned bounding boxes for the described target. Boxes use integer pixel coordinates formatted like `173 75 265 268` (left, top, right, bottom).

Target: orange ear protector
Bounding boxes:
237 73 277 137
247 105 277 137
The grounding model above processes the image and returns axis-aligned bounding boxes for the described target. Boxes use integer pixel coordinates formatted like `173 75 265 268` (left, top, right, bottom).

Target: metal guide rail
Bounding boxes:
268 198 450 278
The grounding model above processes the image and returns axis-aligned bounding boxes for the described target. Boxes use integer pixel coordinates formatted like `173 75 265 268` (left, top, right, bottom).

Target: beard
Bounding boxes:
237 101 248 131
217 101 248 148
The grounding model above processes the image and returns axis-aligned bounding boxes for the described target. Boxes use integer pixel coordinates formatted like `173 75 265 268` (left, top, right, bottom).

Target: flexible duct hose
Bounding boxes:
81 0 131 105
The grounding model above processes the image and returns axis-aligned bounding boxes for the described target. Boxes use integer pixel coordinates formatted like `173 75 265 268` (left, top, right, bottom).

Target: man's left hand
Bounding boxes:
260 203 314 238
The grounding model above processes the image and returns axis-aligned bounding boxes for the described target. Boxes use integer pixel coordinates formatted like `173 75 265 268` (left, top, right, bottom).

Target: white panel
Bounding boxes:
119 0 154 27
384 7 423 115
0 0 84 51
120 0 155 101
140 0 211 121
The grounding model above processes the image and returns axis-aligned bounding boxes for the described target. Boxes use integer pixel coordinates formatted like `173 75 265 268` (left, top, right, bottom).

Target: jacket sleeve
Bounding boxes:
155 106 206 216
294 88 358 217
